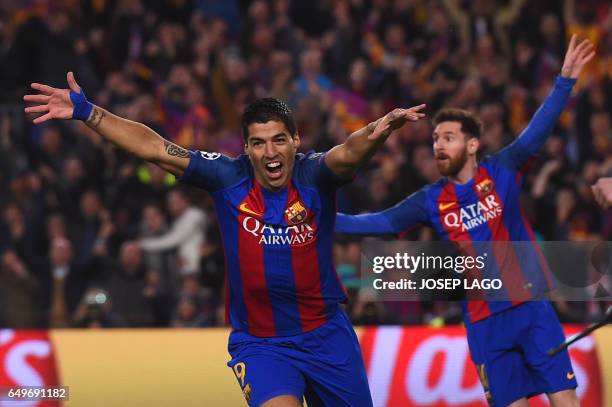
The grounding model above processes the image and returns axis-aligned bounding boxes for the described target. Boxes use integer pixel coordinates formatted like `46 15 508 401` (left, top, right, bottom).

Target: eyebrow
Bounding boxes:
249 133 288 142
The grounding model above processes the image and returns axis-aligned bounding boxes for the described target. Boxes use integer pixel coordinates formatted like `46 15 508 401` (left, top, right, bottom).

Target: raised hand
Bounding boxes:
23 72 90 124
560 34 596 79
368 104 427 140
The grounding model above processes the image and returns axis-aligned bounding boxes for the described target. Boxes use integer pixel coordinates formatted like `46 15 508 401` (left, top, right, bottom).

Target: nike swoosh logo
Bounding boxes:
567 372 575 379
439 202 455 211
239 203 262 217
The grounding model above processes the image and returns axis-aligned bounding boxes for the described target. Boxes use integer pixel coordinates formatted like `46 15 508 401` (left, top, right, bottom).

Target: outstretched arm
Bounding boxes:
336 189 429 235
494 35 595 169
336 212 396 235
24 72 189 177
324 104 426 179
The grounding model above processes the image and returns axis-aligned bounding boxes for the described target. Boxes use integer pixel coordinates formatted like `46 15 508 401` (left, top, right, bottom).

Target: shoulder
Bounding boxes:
297 151 324 163
425 178 448 197
193 150 250 167
293 151 324 182
294 151 351 190
481 151 519 174
179 151 251 192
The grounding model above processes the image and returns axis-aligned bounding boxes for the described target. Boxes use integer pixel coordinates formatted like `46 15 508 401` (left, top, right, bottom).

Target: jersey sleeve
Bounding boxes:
491 76 576 170
296 151 352 190
336 188 429 235
178 150 246 192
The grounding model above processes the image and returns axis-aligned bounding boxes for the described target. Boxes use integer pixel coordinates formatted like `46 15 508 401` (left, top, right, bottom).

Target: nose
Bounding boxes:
264 141 277 158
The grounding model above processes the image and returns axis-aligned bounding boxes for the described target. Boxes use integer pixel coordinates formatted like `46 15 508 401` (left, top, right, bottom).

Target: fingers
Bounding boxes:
407 104 427 112
405 113 425 121
574 38 591 52
567 34 577 54
369 104 427 139
385 105 427 125
25 105 49 114
386 108 405 122
574 39 594 59
367 133 380 141
23 94 50 103
571 40 595 71
30 83 55 95
562 35 596 77
581 50 596 65
405 104 427 121
67 71 81 93
24 93 50 119
33 112 53 124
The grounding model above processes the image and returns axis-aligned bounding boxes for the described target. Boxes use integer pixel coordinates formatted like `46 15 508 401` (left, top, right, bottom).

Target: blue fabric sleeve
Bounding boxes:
492 76 576 170
178 150 246 192
297 151 352 190
336 189 429 235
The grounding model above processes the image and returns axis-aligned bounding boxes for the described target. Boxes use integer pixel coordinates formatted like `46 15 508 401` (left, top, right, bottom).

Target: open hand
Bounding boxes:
23 72 83 124
561 34 596 79
369 104 427 140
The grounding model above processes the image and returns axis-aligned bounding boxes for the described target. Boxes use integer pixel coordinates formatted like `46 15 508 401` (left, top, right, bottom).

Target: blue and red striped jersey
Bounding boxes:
180 151 348 337
336 76 576 324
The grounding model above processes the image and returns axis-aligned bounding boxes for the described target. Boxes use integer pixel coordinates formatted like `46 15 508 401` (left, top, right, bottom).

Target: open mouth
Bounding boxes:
436 153 450 163
264 161 284 179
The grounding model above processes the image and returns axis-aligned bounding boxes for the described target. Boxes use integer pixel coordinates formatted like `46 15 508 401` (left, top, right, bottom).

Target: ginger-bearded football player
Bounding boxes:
337 35 594 407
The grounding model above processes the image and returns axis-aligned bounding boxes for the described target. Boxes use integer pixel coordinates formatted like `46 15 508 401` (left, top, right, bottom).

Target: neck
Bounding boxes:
254 174 285 192
448 159 477 184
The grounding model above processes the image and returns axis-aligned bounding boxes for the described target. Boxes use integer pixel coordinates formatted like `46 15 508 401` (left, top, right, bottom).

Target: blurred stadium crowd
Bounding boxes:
0 0 610 329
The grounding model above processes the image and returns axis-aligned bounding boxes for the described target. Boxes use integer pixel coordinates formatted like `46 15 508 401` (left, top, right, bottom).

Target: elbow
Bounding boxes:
339 147 361 167
327 149 360 178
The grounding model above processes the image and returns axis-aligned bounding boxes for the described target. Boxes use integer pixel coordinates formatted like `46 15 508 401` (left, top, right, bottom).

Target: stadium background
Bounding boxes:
0 0 611 406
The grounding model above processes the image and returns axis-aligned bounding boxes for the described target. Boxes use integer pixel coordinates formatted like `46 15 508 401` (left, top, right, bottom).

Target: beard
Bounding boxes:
436 148 468 176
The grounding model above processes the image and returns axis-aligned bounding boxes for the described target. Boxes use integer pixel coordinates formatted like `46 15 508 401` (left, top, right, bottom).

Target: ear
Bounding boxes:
468 137 479 155
292 133 301 149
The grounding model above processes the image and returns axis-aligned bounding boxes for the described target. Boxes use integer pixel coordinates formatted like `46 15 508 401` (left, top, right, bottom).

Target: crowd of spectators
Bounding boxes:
0 0 610 328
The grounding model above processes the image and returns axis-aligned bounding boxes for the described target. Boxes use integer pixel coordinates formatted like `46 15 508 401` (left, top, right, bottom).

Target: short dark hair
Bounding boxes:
241 98 296 141
432 108 482 139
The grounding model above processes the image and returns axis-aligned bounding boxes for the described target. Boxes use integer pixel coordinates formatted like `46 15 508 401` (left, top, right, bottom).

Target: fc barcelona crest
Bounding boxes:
285 200 308 225
476 178 494 196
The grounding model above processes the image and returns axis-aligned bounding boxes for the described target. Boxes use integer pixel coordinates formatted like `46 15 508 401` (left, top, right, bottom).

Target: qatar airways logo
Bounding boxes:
443 195 503 232
242 217 316 246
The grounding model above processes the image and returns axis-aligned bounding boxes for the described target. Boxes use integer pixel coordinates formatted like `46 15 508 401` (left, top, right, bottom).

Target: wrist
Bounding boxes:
86 107 96 122
555 75 578 89
69 89 93 121
557 72 577 83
